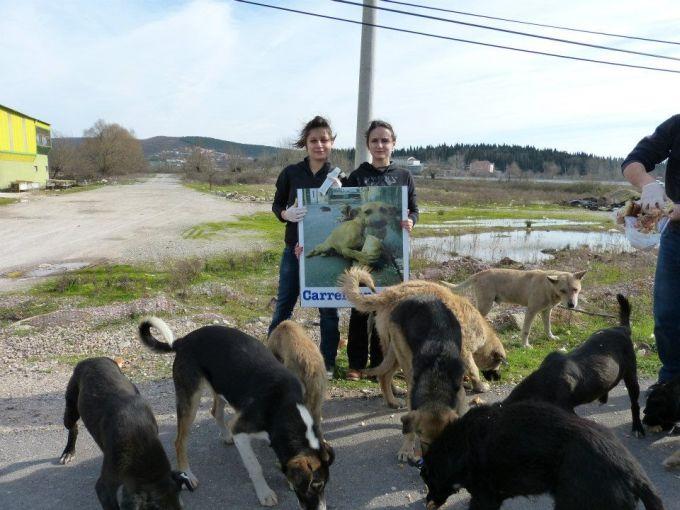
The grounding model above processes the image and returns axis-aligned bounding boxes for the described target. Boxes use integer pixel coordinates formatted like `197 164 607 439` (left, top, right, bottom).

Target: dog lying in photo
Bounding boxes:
643 373 680 433
268 320 327 429
420 401 664 510
505 294 645 437
139 318 334 509
306 201 399 267
386 294 467 462
442 267 586 347
340 266 507 404
59 357 191 510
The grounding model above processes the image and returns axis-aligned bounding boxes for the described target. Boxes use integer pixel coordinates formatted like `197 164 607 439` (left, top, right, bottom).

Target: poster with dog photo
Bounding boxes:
297 185 409 307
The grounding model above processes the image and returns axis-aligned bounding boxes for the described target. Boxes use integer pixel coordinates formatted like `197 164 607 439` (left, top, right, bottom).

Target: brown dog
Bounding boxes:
443 268 586 347
268 320 327 429
340 267 506 401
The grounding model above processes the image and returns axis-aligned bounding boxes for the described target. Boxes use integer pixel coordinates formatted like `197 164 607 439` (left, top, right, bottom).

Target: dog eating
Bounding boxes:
420 401 664 510
59 357 191 509
443 267 586 347
138 317 334 509
505 294 645 437
643 374 680 432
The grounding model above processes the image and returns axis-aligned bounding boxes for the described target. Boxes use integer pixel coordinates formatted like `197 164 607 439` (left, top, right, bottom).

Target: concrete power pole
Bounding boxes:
354 0 376 168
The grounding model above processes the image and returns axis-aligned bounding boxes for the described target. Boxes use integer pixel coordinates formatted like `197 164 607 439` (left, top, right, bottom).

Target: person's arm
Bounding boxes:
406 174 419 226
272 169 289 222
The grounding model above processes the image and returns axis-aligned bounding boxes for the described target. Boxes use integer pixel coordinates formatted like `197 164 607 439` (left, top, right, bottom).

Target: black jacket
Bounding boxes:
622 114 680 202
344 162 419 225
272 158 334 246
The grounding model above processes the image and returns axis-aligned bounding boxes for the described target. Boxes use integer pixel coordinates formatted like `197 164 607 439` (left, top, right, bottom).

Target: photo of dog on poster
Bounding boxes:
298 186 409 307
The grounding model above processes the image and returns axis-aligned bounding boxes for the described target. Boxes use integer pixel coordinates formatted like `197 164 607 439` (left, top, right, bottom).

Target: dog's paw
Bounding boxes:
58 452 74 465
386 398 406 409
256 486 278 507
523 342 534 349
647 425 664 434
391 384 407 397
183 470 199 490
548 333 560 341
633 424 646 438
397 449 412 463
663 451 680 470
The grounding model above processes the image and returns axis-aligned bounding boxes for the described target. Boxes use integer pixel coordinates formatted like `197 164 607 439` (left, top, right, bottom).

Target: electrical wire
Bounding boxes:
233 0 680 74
333 0 680 62
380 0 680 46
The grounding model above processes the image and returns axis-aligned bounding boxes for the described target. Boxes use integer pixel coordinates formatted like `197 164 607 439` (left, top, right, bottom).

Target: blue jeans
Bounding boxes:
268 246 340 370
654 221 680 382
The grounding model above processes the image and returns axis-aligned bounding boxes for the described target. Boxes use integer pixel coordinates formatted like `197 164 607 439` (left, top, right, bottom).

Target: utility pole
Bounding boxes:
354 0 376 168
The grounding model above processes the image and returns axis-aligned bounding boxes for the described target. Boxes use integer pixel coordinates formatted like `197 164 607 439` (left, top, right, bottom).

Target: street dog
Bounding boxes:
505 294 645 437
420 401 665 510
306 201 399 267
643 374 680 432
442 267 586 347
268 320 327 429
59 357 191 509
388 294 467 462
139 318 334 509
340 266 506 405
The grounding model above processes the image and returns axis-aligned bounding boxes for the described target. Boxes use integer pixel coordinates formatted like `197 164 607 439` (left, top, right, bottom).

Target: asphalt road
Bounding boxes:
1 378 678 510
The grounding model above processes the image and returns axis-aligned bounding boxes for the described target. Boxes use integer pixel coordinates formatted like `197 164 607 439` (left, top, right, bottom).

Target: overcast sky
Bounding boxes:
1 0 679 157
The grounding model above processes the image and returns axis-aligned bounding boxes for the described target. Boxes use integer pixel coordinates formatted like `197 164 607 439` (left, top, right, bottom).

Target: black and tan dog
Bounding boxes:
139 317 334 509
420 401 664 510
59 357 191 510
504 294 645 437
390 294 467 462
643 373 680 433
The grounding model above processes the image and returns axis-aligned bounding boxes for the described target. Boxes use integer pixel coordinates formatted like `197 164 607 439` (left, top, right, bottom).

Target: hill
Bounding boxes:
140 136 281 159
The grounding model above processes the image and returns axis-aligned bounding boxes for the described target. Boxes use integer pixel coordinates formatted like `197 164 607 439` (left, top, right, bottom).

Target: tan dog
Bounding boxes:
340 267 506 401
268 320 327 429
442 268 586 347
306 201 399 266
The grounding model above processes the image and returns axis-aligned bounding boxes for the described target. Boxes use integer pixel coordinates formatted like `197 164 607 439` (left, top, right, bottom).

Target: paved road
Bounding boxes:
0 174 269 290
0 376 678 510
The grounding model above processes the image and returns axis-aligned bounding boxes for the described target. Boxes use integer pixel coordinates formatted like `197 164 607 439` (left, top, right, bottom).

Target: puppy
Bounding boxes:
388 294 467 462
139 318 334 509
443 267 586 347
420 401 664 510
505 294 645 437
306 201 399 267
268 320 327 428
643 373 680 432
59 357 190 510
340 266 506 403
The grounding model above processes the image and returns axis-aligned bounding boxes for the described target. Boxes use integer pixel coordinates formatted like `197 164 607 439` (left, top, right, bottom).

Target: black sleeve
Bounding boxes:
344 169 360 187
622 115 680 173
272 168 290 222
406 174 419 225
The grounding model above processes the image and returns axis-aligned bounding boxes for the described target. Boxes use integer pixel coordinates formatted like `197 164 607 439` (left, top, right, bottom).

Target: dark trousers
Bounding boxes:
654 221 680 382
347 308 383 370
268 246 340 370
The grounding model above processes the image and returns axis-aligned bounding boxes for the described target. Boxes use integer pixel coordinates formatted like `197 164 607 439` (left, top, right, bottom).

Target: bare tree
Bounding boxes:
49 133 84 178
81 120 148 176
183 147 218 189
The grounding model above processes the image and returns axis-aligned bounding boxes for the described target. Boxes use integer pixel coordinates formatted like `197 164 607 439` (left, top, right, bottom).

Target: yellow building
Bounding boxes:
0 104 51 190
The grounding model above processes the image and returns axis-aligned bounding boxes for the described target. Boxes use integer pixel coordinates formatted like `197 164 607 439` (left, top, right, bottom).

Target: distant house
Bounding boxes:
0 105 51 190
468 160 495 175
393 156 423 175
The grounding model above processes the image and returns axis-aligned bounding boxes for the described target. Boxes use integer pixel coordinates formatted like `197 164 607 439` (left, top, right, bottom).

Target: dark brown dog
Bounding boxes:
643 373 680 432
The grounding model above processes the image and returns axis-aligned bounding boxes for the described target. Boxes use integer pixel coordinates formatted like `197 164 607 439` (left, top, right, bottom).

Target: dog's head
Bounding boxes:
419 429 465 509
284 441 334 510
643 379 680 431
354 201 399 234
401 408 459 456
473 327 507 376
547 270 586 308
119 471 192 510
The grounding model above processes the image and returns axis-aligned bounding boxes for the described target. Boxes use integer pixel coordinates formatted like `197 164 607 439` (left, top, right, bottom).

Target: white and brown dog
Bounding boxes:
139 318 334 509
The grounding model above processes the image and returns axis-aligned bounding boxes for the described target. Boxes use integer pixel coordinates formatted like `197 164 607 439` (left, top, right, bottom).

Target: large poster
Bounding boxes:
298 185 409 307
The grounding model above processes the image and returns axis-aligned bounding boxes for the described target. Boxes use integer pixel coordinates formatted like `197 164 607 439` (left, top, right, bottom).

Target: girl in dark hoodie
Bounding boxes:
344 120 419 381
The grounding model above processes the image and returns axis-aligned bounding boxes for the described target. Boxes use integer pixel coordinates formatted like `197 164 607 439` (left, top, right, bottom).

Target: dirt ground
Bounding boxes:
0 174 269 291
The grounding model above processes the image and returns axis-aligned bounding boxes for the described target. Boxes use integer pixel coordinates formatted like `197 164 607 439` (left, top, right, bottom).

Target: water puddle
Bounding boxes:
413 230 632 263
420 218 598 229
22 262 91 278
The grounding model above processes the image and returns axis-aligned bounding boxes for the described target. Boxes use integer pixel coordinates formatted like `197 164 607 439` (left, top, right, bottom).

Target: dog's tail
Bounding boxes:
338 266 390 313
440 277 473 293
138 317 176 353
638 481 665 510
616 294 631 328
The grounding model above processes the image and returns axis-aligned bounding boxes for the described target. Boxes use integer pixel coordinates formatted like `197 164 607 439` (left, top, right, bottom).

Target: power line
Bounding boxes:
333 0 680 63
233 1 680 75
381 0 680 47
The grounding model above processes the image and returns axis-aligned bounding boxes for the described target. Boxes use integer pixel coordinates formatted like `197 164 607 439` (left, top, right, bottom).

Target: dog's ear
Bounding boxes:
547 275 560 284
286 457 313 491
172 471 194 492
320 440 335 466
401 412 416 434
573 270 587 280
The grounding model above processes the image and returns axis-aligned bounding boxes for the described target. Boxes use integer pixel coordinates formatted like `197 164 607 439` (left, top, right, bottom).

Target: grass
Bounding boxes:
44 183 106 195
0 197 18 206
185 181 274 200
183 213 282 243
